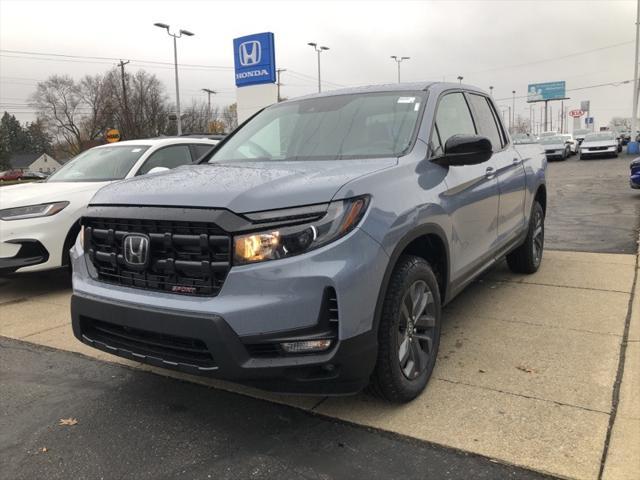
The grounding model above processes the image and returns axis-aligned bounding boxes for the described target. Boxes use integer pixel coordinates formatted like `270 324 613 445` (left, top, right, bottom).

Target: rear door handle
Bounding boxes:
513 157 521 164
485 167 496 179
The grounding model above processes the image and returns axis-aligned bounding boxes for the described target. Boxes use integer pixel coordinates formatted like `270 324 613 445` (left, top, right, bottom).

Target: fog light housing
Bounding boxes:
281 339 332 353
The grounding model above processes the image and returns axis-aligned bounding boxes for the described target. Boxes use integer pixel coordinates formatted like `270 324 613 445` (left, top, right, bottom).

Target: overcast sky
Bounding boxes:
0 0 637 130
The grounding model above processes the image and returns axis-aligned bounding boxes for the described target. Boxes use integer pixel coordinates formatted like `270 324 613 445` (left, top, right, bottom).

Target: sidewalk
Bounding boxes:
1 249 638 480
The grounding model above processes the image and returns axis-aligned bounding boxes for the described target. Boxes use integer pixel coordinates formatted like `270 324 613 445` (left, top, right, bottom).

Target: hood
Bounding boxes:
582 139 617 148
90 159 397 213
0 181 110 209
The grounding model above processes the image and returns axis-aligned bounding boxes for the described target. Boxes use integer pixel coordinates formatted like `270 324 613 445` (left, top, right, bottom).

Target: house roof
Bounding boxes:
9 153 42 169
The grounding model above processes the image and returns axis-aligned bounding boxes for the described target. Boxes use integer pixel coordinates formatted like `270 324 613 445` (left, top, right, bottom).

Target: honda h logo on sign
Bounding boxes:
123 234 150 268
233 32 276 87
569 109 585 118
239 40 261 66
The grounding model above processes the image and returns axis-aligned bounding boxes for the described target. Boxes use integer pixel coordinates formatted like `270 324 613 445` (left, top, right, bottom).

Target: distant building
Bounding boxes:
9 153 61 174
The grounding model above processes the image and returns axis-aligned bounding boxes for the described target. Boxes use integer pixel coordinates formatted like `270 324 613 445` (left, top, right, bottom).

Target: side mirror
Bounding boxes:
146 167 170 175
435 135 493 167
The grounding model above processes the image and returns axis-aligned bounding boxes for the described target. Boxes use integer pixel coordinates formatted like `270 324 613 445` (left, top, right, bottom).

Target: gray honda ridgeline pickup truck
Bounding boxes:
71 82 546 403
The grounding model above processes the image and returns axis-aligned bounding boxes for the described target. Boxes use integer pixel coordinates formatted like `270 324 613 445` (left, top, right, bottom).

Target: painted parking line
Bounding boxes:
1 249 638 480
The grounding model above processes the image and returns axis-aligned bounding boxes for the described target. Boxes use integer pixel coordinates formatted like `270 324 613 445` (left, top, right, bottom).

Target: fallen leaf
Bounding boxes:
516 365 537 374
59 417 78 426
478 369 486 373
41 447 48 453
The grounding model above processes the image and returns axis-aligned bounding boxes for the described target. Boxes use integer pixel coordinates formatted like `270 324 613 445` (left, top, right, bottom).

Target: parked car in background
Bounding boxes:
512 133 537 144
70 82 547 403
0 170 24 181
20 171 49 180
0 137 218 275
560 134 577 155
540 135 570 160
631 157 640 189
539 131 558 138
573 128 591 146
579 132 619 159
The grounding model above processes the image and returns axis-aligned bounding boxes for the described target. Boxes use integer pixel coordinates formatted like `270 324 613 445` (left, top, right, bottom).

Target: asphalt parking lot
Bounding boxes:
1 154 639 480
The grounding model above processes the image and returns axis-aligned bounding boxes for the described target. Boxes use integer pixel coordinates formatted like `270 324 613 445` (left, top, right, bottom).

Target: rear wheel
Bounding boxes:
507 201 544 274
370 255 441 403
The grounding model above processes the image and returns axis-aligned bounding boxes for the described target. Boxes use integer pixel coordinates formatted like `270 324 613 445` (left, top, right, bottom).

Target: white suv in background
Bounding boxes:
0 137 218 274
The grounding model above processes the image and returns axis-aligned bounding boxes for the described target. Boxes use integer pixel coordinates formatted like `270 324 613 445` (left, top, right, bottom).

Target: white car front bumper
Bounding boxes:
0 210 78 274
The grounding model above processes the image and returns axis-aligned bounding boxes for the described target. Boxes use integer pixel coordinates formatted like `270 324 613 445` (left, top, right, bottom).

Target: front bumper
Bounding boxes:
580 146 617 158
0 212 75 273
71 293 377 395
631 174 640 189
71 225 389 394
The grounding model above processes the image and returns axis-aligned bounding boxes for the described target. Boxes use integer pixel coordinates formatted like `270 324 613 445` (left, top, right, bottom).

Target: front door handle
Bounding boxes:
485 166 496 179
513 157 521 164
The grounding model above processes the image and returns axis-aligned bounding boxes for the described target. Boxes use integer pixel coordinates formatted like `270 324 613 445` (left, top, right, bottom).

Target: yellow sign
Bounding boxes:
106 129 121 143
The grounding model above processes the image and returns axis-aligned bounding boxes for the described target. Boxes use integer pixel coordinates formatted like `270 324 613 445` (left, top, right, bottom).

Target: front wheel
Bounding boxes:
370 255 441 403
507 201 545 274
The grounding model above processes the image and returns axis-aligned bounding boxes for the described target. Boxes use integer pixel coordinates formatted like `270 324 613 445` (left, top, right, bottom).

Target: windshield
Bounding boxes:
47 145 150 182
584 133 614 142
540 136 564 145
210 92 426 162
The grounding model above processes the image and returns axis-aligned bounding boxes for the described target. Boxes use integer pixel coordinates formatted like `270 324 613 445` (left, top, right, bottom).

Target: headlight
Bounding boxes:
234 196 370 265
0 202 69 221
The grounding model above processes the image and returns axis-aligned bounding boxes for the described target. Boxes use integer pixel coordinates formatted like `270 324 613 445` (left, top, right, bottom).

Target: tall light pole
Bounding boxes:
390 56 410 83
154 22 194 136
202 88 216 130
307 42 329 93
276 68 287 102
630 0 640 151
489 85 494 97
457 76 464 84
511 90 516 133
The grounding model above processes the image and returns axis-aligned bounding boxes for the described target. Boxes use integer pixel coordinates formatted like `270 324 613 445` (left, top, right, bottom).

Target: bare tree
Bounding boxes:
512 114 531 134
221 103 238 133
31 74 114 155
180 100 221 134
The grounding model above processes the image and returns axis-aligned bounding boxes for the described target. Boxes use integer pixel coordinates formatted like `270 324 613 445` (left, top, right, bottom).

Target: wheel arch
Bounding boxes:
61 220 82 267
372 224 450 334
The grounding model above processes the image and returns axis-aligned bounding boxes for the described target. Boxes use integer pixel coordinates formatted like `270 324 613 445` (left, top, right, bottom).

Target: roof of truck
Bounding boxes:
283 81 488 103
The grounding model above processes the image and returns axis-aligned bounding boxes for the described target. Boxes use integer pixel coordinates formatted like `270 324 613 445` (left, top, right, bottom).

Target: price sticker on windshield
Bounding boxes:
397 97 416 104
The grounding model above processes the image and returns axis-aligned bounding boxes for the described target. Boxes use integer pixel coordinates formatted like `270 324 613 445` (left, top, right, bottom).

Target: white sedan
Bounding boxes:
0 137 218 274
579 132 619 159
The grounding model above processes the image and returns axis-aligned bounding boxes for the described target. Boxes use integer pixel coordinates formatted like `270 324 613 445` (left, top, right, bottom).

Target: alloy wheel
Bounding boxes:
397 280 437 380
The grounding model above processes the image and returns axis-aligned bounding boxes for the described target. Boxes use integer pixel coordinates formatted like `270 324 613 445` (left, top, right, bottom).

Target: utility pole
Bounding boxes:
630 0 640 151
489 86 494 97
202 88 216 131
117 60 130 137
276 68 287 102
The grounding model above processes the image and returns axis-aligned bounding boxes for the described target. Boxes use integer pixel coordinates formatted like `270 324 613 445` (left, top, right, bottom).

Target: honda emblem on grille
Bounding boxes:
123 234 150 268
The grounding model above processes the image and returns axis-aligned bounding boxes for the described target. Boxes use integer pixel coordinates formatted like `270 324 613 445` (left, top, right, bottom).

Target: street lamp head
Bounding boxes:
307 42 317 47
401 56 410 60
320 46 329 51
154 22 169 30
391 55 398 60
457 76 464 81
180 29 195 37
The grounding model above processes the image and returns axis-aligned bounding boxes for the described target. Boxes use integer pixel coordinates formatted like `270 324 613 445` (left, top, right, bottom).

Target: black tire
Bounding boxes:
370 255 442 403
507 201 545 274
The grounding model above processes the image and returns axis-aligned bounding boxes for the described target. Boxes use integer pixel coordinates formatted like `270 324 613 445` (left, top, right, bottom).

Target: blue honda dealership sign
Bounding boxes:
233 32 276 87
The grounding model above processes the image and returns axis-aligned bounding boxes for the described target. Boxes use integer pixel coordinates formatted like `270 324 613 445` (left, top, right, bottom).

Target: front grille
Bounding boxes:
80 317 216 368
588 146 608 151
84 217 231 296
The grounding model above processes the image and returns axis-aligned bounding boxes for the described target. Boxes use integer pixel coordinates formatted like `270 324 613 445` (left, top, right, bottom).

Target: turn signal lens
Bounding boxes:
281 339 332 353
